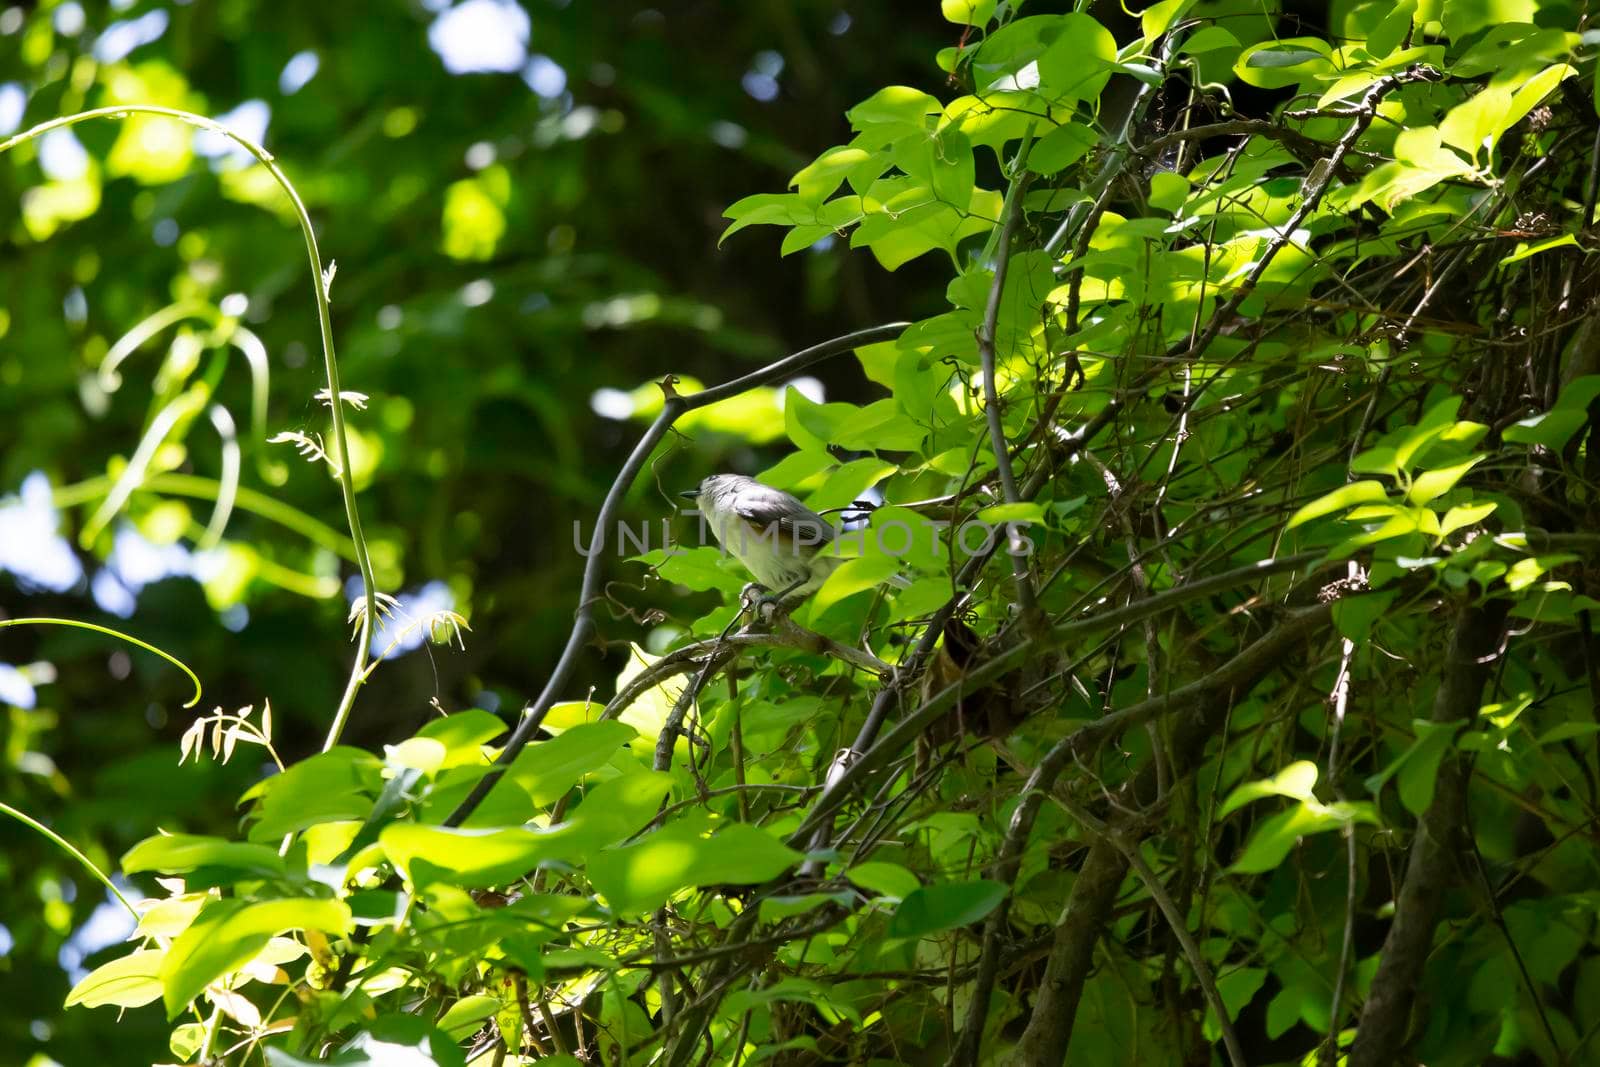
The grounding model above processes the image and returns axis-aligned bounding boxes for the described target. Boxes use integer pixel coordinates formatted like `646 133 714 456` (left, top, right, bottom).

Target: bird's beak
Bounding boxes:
677 489 699 501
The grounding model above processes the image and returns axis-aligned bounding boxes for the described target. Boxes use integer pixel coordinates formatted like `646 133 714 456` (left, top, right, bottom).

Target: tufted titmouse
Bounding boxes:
680 474 904 601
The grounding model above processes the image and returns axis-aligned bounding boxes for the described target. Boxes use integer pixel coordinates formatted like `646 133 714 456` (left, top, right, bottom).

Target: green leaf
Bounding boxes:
161 897 350 1017
1505 553 1578 592
1407 455 1484 505
1148 170 1190 213
1219 761 1319 819
382 823 584 888
1287 480 1390 529
65 949 165 1009
243 747 383 841
1439 85 1514 159
416 710 508 767
1509 591 1600 621
437 994 502 1040
757 447 836 489
1026 122 1098 175
941 0 996 27
759 890 855 923
791 146 874 203
122 834 288 880
588 818 804 916
1140 0 1195 38
1392 396 1463 468
1397 723 1458 814
384 772 671 887
1035 15 1117 104
1364 0 1416 56
976 502 1046 525
1333 590 1398 643
720 192 819 244
1364 720 1461 816
1235 39 1332 88
503 720 637 805
642 546 748 595
812 554 904 615
800 458 897 513
888 879 1009 938
1503 409 1587 448
1498 233 1579 269
1180 26 1242 54
1229 803 1350 873
1439 501 1497 536
847 861 922 899
1502 374 1600 449
1349 446 1399 477
1209 968 1267 1034
847 86 941 133
1266 987 1302 1039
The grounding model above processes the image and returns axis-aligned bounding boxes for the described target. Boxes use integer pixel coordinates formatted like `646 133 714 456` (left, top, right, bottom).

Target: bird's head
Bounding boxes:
678 474 753 511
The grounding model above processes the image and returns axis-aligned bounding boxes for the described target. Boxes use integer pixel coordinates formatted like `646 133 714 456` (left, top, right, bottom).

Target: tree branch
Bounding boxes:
1004 601 1337 1065
1348 598 1508 1066
949 602 1335 1065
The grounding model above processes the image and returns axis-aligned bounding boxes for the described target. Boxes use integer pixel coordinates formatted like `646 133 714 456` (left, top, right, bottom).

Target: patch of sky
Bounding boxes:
194 99 270 169
279 50 320 95
0 83 26 137
92 8 168 63
0 472 85 594
429 0 530 75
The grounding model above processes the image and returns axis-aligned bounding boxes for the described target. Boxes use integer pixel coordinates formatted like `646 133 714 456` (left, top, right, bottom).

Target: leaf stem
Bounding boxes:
0 800 136 918
0 617 202 707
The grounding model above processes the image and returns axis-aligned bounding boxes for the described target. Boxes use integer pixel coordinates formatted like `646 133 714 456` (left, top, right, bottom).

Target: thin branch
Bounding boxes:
1349 598 1509 1066
977 137 1041 622
1109 826 1249 1067
790 554 1328 846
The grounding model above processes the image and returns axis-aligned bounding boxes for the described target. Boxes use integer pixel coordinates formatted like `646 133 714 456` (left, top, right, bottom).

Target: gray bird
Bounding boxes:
679 474 848 600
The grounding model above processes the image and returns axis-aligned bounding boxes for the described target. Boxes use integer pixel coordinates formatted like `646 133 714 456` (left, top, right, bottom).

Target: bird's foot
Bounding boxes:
740 582 800 626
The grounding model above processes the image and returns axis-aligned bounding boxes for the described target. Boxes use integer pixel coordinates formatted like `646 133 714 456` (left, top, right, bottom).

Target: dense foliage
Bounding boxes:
5 0 1600 1065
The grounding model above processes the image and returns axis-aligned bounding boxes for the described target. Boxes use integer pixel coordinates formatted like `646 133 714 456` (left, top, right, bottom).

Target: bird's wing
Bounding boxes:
730 484 836 547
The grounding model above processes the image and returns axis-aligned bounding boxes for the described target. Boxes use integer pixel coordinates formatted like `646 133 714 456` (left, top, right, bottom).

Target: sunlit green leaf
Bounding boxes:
1219 761 1319 818
1407 455 1484 505
1287 481 1390 529
161 897 350 1017
65 950 165 1009
122 834 288 880
502 720 637 805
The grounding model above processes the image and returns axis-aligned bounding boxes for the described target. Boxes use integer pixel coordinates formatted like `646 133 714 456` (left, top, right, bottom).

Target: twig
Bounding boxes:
1321 600 1359 1067
977 136 1041 623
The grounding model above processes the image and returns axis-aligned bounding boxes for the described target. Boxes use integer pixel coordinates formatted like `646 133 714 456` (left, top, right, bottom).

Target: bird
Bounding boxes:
679 474 842 601
680 474 906 603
